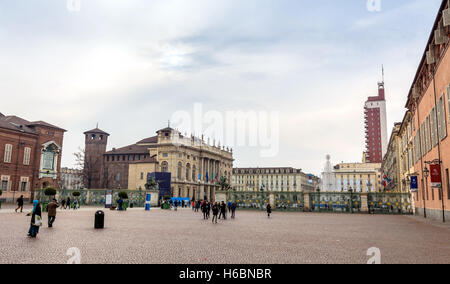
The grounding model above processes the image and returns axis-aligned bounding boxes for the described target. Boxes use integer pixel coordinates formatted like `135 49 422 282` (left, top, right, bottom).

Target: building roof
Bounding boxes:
0 114 65 134
105 144 149 155
156 127 175 133
84 128 110 135
136 136 158 144
27 121 67 131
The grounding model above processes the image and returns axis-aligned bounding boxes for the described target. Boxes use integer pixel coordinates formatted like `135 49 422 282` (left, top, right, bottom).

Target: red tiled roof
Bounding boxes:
105 144 149 155
84 128 109 135
137 136 158 144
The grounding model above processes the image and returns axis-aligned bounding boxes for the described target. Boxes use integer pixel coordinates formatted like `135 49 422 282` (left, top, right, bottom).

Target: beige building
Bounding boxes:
398 111 416 192
127 158 159 191
334 162 382 192
232 167 319 193
143 127 234 201
381 123 402 191
60 168 84 190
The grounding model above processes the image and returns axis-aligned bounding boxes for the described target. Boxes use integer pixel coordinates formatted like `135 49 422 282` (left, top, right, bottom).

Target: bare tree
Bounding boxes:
74 147 100 189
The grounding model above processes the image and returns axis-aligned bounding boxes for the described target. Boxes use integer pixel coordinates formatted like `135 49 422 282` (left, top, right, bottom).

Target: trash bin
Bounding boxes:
95 210 104 229
130 202 134 208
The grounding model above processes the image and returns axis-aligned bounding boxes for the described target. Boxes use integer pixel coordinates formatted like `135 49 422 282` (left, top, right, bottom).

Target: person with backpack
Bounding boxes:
219 201 227 220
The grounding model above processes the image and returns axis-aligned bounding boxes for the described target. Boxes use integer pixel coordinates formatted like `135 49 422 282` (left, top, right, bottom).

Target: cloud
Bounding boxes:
0 0 444 175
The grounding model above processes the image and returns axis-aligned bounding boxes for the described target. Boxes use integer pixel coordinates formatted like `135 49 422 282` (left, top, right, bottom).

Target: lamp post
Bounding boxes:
423 167 429 218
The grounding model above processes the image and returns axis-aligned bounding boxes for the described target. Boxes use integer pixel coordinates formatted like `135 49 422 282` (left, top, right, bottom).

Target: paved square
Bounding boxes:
0 206 449 264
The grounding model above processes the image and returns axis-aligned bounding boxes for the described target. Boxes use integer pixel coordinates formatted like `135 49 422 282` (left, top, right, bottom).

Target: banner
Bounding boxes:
410 176 418 192
430 165 442 188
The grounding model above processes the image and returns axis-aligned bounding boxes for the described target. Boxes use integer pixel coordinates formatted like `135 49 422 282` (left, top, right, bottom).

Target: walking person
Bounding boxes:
227 201 232 213
174 200 178 211
212 202 219 224
201 200 208 219
206 202 211 219
266 204 272 218
28 200 42 238
15 195 24 213
73 198 78 210
47 199 59 228
231 202 237 219
219 201 226 220
66 197 71 210
61 199 66 210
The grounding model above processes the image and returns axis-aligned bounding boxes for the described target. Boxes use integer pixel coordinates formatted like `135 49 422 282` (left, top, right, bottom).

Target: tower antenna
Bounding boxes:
381 64 384 84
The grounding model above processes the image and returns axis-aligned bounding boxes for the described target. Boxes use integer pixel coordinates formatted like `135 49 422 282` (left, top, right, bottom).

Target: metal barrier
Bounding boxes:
367 192 413 215
309 192 361 213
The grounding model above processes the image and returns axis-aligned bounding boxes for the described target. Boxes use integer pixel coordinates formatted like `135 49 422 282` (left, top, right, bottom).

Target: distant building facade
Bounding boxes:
84 126 234 201
364 81 388 163
334 162 382 192
232 167 319 193
381 123 402 191
60 168 84 190
0 113 66 201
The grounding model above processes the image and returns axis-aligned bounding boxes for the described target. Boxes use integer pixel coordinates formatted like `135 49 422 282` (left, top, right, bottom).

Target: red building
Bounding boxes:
364 82 388 163
0 113 66 202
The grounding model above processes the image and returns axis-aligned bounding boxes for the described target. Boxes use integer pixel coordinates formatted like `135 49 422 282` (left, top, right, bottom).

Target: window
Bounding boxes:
177 162 182 179
140 172 144 180
162 153 168 158
4 144 12 163
186 164 191 181
161 161 168 172
42 145 56 170
438 95 447 140
431 107 437 147
1 176 10 191
116 173 121 181
20 177 28 192
23 147 31 165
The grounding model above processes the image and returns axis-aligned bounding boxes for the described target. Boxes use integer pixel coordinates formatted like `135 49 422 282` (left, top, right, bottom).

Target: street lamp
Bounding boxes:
423 167 429 218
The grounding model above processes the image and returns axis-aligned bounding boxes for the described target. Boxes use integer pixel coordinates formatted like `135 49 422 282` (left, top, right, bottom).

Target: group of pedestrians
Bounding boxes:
193 200 237 224
27 199 60 238
170 199 189 211
61 197 79 210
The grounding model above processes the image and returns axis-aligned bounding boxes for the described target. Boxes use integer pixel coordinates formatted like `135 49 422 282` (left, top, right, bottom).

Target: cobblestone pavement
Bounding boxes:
0 207 449 264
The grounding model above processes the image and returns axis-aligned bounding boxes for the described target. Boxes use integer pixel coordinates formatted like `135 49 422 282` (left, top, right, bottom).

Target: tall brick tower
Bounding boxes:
364 80 388 163
84 126 109 189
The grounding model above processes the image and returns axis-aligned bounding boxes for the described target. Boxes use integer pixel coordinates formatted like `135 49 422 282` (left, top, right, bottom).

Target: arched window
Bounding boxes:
177 162 182 179
192 165 196 181
186 163 191 181
161 161 168 172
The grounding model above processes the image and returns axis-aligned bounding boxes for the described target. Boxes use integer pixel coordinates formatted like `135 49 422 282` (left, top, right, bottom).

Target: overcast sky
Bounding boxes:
0 0 443 175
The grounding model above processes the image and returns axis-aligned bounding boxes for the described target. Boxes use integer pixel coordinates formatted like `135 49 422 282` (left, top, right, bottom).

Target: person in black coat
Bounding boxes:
206 202 211 219
231 202 237 219
212 202 219 223
28 200 42 238
219 201 227 220
201 201 207 219
266 204 272 218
